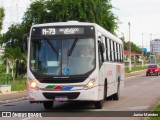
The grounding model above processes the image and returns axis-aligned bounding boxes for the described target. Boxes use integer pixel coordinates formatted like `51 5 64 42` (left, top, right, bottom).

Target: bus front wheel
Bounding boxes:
43 101 54 109
112 83 120 100
95 100 104 109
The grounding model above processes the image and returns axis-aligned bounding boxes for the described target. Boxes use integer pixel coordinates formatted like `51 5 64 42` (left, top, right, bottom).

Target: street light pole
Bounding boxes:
142 33 144 67
128 22 131 71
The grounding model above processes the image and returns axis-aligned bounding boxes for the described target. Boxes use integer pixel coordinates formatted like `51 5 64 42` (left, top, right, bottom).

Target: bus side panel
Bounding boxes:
98 63 105 100
103 62 124 97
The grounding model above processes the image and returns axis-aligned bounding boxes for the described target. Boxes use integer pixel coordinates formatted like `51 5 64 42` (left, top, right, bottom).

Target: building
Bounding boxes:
124 50 142 62
150 39 160 54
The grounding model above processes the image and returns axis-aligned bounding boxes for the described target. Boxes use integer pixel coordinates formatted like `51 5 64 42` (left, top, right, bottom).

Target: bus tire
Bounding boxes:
95 100 104 109
112 82 120 100
104 80 107 101
95 83 106 109
43 101 54 109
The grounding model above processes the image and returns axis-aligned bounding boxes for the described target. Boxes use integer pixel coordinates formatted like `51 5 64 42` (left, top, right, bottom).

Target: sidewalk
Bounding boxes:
0 70 146 104
0 91 28 104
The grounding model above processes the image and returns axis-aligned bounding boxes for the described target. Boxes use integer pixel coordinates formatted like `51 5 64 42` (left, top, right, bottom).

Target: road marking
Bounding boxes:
22 117 34 120
127 105 149 110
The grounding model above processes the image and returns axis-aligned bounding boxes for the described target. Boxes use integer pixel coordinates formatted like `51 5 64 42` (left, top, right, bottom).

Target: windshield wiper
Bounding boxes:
44 36 58 55
68 37 78 56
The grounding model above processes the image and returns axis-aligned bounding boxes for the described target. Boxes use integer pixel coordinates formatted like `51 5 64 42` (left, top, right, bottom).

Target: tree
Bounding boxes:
22 0 118 34
0 24 25 47
2 47 26 83
0 7 5 32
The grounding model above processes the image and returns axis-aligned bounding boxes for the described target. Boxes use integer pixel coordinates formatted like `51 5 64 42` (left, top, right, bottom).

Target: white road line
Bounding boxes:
22 117 34 120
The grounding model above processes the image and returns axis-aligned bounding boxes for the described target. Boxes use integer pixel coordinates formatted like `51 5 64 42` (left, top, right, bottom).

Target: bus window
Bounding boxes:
102 36 106 60
114 41 117 62
117 43 120 62
107 38 110 61
98 41 104 67
110 40 114 61
105 37 109 61
119 44 122 62
109 39 112 61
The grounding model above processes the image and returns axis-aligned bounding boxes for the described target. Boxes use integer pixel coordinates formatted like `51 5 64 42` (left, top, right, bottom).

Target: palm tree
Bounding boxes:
2 47 26 84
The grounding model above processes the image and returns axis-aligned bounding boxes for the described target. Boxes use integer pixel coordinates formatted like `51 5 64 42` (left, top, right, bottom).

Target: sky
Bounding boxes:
112 0 160 51
0 0 31 33
1 0 160 51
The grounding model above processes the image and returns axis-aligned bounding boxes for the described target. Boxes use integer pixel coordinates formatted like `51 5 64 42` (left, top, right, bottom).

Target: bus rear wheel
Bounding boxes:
43 101 54 109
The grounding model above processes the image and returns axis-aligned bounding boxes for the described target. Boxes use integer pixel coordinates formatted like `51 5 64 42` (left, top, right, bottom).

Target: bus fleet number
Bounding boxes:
42 28 55 35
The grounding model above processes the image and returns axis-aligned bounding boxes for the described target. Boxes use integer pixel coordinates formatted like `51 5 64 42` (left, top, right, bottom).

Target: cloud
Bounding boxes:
112 0 160 51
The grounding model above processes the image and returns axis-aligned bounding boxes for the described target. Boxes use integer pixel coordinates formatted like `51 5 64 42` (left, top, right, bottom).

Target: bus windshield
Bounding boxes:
30 37 95 76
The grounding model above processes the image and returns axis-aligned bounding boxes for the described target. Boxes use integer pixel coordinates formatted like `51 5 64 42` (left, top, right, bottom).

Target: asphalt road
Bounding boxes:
1 74 160 120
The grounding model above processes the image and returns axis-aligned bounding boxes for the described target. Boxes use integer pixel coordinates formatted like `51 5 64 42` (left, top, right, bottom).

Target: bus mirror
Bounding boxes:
22 33 29 52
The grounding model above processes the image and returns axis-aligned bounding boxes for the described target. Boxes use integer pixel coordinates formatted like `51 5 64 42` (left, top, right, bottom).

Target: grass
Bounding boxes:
125 66 146 73
145 103 160 120
11 78 27 91
0 74 27 91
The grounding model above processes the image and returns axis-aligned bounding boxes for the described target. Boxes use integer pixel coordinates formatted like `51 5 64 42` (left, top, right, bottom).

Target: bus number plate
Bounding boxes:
55 96 68 101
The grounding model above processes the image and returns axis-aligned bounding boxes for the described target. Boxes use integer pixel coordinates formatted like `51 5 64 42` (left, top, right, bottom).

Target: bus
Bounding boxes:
26 21 124 109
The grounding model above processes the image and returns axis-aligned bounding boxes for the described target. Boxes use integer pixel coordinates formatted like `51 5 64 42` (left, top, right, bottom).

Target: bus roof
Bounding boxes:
31 21 122 44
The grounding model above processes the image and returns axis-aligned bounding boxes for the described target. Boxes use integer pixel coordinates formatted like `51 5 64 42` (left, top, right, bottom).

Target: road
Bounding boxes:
1 75 160 120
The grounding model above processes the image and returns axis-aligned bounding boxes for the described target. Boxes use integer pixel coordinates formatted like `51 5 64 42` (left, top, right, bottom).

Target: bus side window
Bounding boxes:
121 46 124 63
102 36 106 61
117 43 120 62
119 44 122 62
107 38 110 61
109 39 112 61
105 37 109 61
116 43 119 62
112 41 115 62
111 40 114 62
98 41 104 68
114 41 117 62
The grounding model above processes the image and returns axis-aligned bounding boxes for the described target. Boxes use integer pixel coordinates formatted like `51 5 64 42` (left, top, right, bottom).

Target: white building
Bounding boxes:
150 39 160 55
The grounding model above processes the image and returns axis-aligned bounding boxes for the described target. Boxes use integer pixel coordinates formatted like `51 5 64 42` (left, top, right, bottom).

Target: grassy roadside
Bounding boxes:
0 74 27 91
145 103 160 120
125 66 146 73
11 78 27 91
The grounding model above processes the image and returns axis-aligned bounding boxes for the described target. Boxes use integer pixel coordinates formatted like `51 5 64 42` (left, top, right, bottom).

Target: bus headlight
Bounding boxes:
29 80 38 90
84 79 96 89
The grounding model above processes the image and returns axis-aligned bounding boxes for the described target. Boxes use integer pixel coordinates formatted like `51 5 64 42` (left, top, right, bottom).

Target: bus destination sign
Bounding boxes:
41 27 84 35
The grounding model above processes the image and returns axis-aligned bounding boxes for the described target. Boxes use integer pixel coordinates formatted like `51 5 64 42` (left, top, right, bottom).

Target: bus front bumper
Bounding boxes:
28 86 100 102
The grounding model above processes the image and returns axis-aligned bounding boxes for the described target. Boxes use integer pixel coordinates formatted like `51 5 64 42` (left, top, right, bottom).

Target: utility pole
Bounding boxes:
150 34 152 64
128 22 131 71
142 33 144 67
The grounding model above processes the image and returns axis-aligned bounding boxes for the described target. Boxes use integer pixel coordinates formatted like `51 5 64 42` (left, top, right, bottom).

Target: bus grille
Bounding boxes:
37 77 87 83
42 92 80 99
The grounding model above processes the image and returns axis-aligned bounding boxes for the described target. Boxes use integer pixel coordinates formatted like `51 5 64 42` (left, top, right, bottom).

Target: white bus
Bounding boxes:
26 21 124 109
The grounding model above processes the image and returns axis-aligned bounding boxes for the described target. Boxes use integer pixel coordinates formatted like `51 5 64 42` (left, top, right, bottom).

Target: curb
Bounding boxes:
0 90 28 105
125 74 145 79
0 97 28 105
127 69 146 74
0 90 27 95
